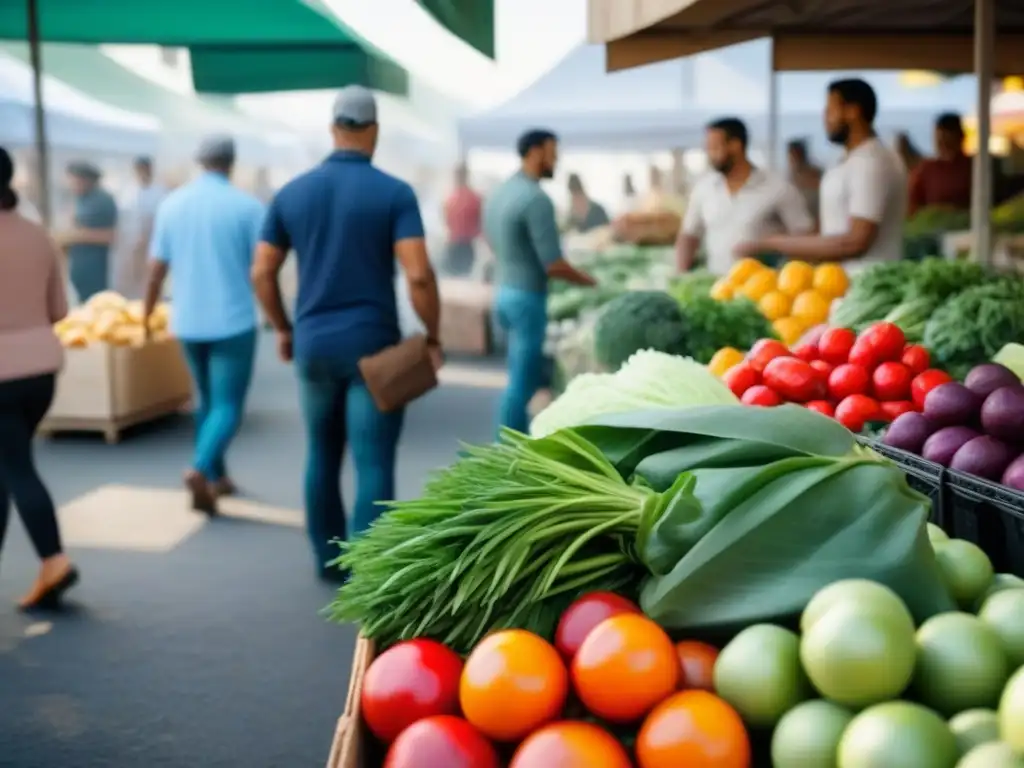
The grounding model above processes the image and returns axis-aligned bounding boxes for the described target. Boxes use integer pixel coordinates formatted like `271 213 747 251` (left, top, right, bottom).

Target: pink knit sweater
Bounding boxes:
0 210 67 382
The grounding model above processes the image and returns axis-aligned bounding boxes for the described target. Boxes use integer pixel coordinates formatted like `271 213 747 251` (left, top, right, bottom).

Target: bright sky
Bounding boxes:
324 0 588 107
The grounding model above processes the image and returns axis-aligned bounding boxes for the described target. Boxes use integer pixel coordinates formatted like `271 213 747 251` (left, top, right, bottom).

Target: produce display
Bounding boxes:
884 361 1024 490
903 197 1024 237
53 290 171 348
709 259 850 346
326 401 1024 767
712 321 956 433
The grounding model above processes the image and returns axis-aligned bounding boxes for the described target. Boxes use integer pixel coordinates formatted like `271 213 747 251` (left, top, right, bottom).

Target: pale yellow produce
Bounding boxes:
725 258 765 287
773 316 807 346
53 292 172 348
739 269 778 302
790 289 832 325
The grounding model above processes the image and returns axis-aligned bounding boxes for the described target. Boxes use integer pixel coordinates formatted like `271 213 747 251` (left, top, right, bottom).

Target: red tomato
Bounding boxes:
835 394 880 432
384 716 500 768
722 362 759 398
510 722 632 768
872 361 914 401
675 641 719 691
911 369 954 410
858 322 905 362
817 327 857 365
847 338 880 370
362 639 464 742
554 592 641 661
792 342 819 362
805 400 836 417
741 385 782 407
797 324 829 348
746 339 790 374
828 363 870 401
809 359 835 381
879 400 916 421
763 357 822 402
901 344 931 375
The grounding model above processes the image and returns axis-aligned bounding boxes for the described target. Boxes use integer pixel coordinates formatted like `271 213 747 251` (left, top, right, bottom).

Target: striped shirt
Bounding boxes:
482 171 562 293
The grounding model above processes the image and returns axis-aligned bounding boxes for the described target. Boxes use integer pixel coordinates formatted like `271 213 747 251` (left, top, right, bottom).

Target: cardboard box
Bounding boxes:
439 279 495 356
40 337 192 443
327 636 377 768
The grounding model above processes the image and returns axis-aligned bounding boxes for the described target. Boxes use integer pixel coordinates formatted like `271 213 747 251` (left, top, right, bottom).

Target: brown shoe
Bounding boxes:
184 470 218 515
213 477 237 497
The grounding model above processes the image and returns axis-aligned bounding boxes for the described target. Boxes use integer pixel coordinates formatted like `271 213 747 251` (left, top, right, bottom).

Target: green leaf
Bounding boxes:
576 404 856 476
639 458 954 635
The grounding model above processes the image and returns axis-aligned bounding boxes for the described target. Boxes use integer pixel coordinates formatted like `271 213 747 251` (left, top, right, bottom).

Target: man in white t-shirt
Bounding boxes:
677 117 814 275
737 79 906 268
115 157 166 298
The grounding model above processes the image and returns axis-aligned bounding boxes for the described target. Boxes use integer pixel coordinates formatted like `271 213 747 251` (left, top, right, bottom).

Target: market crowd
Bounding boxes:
0 76 1015 610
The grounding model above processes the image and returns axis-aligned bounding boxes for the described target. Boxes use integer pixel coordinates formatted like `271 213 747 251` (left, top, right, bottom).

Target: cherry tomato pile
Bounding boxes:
362 591 750 768
722 322 954 432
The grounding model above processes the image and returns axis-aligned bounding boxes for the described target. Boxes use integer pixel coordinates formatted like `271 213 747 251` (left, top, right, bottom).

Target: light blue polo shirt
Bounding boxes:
150 172 265 341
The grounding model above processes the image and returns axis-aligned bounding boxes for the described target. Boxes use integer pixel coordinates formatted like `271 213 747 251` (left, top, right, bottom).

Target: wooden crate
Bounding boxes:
39 337 192 444
327 636 376 768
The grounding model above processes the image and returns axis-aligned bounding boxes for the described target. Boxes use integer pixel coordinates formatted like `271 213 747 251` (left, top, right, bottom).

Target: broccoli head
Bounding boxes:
593 290 689 371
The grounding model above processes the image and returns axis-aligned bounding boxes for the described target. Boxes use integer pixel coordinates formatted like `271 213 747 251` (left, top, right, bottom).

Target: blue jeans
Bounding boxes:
296 357 405 572
495 286 548 435
180 329 257 482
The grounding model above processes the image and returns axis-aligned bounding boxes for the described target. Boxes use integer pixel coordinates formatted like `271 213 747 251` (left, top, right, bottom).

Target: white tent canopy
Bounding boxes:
0 55 158 156
458 40 978 155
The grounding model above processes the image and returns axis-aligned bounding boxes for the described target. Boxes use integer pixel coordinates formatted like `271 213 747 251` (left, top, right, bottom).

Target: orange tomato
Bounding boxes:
510 721 632 768
636 690 751 768
675 641 719 691
460 629 568 742
571 614 679 723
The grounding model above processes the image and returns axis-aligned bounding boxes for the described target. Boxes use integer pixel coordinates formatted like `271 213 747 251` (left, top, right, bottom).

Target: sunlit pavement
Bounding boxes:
0 333 504 768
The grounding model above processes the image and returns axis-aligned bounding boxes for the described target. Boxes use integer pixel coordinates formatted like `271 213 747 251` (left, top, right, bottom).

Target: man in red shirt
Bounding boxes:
907 113 972 216
443 164 482 276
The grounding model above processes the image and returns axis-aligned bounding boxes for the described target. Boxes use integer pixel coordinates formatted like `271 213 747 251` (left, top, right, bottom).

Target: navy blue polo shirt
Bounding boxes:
260 150 425 364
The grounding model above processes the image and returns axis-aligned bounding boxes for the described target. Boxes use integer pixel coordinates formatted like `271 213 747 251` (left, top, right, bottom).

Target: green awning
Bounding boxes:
0 42 273 136
0 0 408 94
418 0 495 58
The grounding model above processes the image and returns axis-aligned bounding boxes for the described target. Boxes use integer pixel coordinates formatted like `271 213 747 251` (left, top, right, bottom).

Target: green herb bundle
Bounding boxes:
325 429 693 653
831 261 917 329
678 296 777 364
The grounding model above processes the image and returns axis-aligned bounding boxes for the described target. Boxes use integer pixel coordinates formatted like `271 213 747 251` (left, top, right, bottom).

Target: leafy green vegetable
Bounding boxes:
667 270 717 305
678 296 777 363
575 405 955 638
923 277 1024 379
530 350 738 438
594 291 689 371
830 261 917 329
548 285 625 322
325 428 696 653
903 206 971 237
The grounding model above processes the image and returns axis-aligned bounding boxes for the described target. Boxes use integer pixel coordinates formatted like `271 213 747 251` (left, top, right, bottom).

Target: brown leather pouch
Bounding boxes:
357 334 438 413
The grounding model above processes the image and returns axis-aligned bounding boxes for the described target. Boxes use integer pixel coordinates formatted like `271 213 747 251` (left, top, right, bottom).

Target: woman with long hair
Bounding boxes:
0 147 79 609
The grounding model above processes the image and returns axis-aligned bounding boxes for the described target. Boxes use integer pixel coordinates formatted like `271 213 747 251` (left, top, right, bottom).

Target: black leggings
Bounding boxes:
0 373 62 560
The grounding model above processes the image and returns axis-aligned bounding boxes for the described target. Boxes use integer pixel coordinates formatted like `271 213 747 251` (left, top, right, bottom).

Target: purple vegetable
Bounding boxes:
950 435 1017 480
884 412 935 454
981 385 1024 442
1002 454 1024 491
923 382 982 427
922 426 981 466
965 363 1020 398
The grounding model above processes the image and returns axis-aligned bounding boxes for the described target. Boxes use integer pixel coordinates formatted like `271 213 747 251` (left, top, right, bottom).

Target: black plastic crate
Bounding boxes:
857 437 948 530
946 471 1024 576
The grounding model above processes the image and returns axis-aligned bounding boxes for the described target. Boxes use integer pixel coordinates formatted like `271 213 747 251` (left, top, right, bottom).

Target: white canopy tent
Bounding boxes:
0 54 157 155
458 41 977 156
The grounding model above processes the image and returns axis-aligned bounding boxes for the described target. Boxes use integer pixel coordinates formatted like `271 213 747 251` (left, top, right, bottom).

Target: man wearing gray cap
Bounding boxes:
143 135 266 514
56 161 118 303
253 85 441 582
